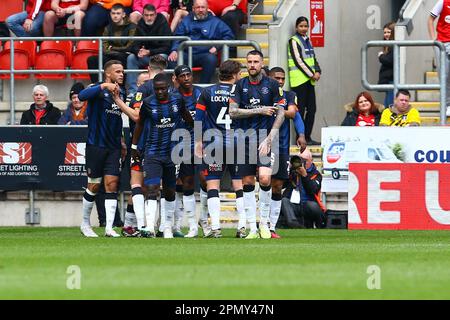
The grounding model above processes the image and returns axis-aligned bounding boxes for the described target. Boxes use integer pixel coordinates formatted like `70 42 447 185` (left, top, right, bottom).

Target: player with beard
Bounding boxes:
79 60 136 238
229 50 285 239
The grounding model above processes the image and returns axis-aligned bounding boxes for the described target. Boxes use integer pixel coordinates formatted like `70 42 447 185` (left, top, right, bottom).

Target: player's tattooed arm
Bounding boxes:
229 101 278 119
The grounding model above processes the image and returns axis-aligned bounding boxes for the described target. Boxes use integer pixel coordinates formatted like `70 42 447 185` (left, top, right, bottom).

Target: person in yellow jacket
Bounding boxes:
379 89 421 127
288 16 321 145
82 0 132 36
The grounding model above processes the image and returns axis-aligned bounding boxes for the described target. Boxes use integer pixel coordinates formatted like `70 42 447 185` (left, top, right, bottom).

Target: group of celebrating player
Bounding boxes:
78 49 307 239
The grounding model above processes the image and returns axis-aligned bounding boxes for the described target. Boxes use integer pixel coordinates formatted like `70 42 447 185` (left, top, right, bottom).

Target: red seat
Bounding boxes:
71 40 99 80
0 40 37 79
35 40 73 79
0 0 23 22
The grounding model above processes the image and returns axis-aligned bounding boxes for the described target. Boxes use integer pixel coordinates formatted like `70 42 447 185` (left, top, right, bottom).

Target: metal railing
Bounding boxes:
176 40 261 66
0 35 191 125
362 40 447 125
272 0 286 22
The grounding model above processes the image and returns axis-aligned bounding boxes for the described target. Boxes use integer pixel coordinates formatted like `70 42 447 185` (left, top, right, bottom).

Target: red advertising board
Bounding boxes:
348 163 450 230
310 0 325 47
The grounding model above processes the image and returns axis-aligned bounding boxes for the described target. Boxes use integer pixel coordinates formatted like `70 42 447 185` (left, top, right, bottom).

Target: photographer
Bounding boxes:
279 148 326 228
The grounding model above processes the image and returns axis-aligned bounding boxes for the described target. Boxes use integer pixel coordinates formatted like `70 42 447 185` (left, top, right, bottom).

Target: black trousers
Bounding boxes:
221 9 245 58
279 197 324 228
292 81 317 140
87 52 129 83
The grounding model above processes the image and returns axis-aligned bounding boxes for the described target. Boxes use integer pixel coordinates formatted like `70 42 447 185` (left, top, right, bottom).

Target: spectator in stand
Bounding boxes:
279 149 326 229
21 85 62 125
58 83 88 125
341 91 384 127
288 16 322 145
379 89 421 127
43 0 89 37
170 0 193 32
6 0 52 37
168 0 234 84
81 0 132 36
126 4 172 95
378 22 395 108
87 4 136 83
428 0 450 115
208 0 246 38
208 0 247 58
130 0 170 24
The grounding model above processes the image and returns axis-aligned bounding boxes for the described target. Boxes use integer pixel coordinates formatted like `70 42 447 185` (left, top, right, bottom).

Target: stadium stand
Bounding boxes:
35 40 73 79
71 40 100 80
0 40 37 79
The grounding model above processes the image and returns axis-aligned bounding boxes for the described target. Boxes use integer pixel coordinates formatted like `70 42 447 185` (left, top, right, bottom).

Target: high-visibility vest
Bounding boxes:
288 35 316 87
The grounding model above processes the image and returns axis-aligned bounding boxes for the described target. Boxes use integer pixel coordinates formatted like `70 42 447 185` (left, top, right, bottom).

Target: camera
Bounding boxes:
290 155 306 171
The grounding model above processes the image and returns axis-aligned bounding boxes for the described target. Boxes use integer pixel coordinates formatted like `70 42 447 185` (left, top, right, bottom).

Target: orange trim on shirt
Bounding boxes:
196 103 206 111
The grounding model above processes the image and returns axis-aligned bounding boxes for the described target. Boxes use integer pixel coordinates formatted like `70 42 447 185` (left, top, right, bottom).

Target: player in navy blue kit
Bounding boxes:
131 73 194 239
229 50 286 239
122 56 168 238
194 60 247 238
172 65 208 238
79 60 137 238
269 67 307 238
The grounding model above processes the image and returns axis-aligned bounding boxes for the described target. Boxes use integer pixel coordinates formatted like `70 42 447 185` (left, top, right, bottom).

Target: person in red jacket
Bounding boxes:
207 0 247 39
6 0 52 37
20 85 62 125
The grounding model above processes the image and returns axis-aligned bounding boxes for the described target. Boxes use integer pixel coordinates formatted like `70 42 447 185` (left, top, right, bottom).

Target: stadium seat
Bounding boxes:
35 40 73 79
0 0 23 22
71 40 99 80
0 40 37 79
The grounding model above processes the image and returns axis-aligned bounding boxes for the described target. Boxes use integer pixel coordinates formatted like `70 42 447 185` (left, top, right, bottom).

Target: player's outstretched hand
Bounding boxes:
194 141 203 159
260 106 278 117
258 137 271 157
297 134 307 152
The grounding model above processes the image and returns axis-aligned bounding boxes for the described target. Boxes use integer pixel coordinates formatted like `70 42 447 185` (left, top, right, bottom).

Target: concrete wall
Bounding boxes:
270 0 395 139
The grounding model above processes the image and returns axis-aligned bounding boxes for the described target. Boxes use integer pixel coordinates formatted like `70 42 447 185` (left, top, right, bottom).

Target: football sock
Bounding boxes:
105 193 118 231
183 191 197 232
124 204 137 228
207 189 220 230
82 189 96 227
145 198 157 232
165 199 176 230
199 187 209 223
270 193 283 231
235 189 246 230
159 198 166 232
243 185 257 233
259 185 272 226
132 187 145 229
174 191 183 231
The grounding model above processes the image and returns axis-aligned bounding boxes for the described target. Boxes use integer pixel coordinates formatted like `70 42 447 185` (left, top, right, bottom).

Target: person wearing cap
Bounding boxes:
168 0 235 84
279 148 326 229
172 64 206 238
20 85 62 125
58 83 88 125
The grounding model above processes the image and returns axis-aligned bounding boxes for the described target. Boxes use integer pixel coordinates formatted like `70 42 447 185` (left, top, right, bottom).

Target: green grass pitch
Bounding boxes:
1 227 450 299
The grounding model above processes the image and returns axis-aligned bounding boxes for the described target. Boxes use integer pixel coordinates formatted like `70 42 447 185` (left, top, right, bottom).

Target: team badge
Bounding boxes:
135 92 142 102
262 87 269 94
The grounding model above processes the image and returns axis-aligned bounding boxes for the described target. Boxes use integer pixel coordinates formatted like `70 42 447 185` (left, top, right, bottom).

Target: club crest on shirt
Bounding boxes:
172 104 179 113
135 92 143 102
262 87 269 95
